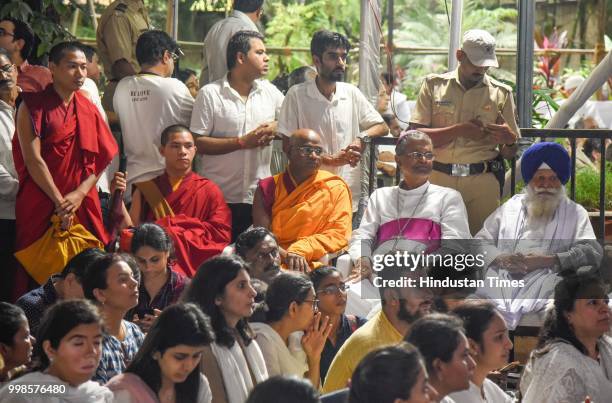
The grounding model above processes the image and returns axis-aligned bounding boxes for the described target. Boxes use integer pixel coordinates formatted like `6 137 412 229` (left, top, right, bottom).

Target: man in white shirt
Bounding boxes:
200 0 263 86
114 30 194 197
190 30 284 240
278 30 388 221
0 48 19 301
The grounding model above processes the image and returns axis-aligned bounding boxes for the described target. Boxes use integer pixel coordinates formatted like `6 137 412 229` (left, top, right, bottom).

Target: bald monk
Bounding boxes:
252 129 352 271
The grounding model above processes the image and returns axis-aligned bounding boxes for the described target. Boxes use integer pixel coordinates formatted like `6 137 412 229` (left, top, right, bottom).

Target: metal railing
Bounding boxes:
368 129 612 239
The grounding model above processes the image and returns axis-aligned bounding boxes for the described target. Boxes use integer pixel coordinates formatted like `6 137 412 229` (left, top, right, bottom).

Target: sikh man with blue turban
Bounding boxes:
473 142 603 329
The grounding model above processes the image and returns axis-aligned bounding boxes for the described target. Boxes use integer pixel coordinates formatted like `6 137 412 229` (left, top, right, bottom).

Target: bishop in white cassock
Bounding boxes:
344 131 471 317
474 142 603 328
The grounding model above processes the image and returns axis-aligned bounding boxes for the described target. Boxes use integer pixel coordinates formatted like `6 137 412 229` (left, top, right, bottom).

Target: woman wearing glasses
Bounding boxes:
310 266 366 384
251 272 332 388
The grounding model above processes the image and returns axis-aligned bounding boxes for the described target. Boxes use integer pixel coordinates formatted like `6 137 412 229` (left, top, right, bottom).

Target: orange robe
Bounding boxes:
258 170 352 269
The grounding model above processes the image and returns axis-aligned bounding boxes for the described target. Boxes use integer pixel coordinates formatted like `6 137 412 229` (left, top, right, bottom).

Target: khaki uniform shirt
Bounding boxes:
96 0 150 81
411 69 520 164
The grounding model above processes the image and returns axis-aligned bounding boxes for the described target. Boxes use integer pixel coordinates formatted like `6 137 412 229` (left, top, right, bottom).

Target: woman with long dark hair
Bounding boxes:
520 273 612 402
0 300 113 402
450 301 513 402
129 223 189 332
181 255 268 403
107 303 214 403
82 253 144 384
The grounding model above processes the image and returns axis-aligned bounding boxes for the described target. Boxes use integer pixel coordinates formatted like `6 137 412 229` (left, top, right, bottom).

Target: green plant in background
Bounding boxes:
574 165 612 211
0 0 76 57
393 0 518 99
264 0 360 78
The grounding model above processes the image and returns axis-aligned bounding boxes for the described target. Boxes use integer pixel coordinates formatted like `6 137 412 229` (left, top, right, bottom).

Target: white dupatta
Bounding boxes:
210 340 268 403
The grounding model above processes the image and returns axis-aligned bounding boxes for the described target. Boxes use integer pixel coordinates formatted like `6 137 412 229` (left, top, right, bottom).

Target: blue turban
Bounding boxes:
521 142 571 184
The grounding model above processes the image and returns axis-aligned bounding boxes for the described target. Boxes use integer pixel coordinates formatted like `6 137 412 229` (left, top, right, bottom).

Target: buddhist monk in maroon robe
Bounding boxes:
12 42 118 298
113 124 232 277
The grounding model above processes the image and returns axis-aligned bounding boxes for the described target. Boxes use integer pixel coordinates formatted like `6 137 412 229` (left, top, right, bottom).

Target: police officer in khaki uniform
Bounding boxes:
97 0 150 112
410 29 520 235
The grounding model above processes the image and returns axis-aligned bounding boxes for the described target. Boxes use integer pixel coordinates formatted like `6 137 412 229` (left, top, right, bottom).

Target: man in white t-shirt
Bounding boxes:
190 30 284 241
114 30 194 198
200 0 263 86
278 30 388 222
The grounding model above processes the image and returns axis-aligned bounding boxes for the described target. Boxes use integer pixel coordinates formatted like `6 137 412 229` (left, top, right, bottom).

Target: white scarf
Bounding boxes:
210 340 268 403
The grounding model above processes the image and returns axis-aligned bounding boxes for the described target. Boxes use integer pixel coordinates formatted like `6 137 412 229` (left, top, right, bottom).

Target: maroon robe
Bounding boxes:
137 171 232 277
11 85 117 297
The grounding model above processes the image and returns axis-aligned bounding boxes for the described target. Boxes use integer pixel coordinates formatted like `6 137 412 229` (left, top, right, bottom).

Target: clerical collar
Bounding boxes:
398 181 430 195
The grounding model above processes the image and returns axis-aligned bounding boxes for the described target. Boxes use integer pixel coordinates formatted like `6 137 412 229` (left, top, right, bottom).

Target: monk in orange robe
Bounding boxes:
113 124 232 277
252 128 352 271
13 42 118 297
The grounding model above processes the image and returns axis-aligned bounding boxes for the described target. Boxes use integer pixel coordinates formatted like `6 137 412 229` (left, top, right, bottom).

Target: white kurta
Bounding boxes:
474 193 603 328
520 337 612 403
449 379 514 403
251 322 308 378
210 340 268 403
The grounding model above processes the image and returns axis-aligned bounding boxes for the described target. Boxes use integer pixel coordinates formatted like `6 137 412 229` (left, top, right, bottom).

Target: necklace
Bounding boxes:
389 182 430 252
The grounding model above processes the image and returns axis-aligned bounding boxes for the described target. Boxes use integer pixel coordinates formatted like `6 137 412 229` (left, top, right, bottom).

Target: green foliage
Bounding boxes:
393 0 518 100
574 165 612 211
0 0 76 56
264 0 360 77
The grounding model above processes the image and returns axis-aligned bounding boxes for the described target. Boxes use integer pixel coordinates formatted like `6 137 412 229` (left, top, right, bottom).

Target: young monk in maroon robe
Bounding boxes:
112 124 232 277
12 42 118 298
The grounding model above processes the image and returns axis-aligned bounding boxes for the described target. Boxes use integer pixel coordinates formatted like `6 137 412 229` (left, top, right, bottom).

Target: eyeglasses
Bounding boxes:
255 248 280 261
317 283 349 296
302 299 320 311
296 146 324 156
169 52 180 62
405 151 435 160
0 63 14 73
0 28 15 38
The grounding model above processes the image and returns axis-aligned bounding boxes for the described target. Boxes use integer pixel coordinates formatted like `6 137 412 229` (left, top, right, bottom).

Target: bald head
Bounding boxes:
286 129 323 180
289 128 322 147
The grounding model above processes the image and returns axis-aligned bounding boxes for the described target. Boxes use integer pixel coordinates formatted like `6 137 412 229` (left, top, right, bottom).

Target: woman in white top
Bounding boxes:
107 303 213 403
0 300 114 402
182 255 268 403
520 273 612 403
406 314 476 403
252 272 332 388
450 301 514 403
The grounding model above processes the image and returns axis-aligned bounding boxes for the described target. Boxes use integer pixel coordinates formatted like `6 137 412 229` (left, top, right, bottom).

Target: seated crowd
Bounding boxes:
0 11 609 403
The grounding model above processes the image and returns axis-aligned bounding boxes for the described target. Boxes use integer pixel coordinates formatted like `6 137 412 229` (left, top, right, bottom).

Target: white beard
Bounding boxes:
524 184 566 225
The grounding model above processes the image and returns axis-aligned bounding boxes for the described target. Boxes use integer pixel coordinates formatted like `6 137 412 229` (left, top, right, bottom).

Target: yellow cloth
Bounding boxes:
169 176 183 192
322 310 403 393
271 170 352 269
14 215 104 284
